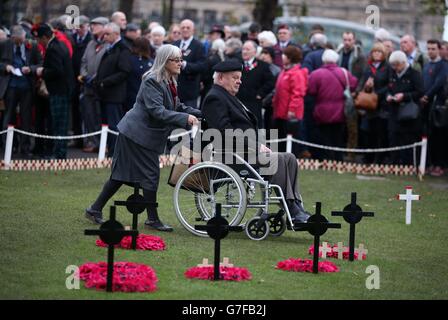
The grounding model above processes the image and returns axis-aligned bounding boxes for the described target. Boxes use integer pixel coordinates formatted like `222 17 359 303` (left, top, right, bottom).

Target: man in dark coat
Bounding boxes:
0 25 42 155
173 19 207 109
236 40 274 127
34 23 74 159
202 60 310 224
420 39 448 175
95 22 132 156
302 33 328 73
277 24 300 51
71 15 92 148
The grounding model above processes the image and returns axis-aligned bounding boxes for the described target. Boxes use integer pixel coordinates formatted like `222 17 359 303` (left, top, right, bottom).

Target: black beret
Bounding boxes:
212 59 243 73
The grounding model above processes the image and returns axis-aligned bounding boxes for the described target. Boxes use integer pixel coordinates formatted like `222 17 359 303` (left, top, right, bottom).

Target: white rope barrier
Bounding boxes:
2 126 197 168
0 127 194 140
12 128 103 140
266 136 423 153
1 127 428 178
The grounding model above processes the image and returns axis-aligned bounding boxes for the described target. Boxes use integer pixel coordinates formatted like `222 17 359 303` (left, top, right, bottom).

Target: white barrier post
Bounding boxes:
3 126 14 169
418 136 428 181
286 134 293 153
98 125 108 164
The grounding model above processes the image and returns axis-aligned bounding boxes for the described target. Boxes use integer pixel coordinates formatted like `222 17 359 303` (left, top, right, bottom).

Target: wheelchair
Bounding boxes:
172 144 305 241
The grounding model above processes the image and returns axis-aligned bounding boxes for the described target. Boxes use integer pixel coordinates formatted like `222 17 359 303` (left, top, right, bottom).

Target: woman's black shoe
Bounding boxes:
85 207 105 224
145 219 174 232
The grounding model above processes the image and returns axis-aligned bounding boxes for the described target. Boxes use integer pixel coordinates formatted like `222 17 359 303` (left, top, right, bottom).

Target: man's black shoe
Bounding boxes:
288 200 310 224
145 219 173 232
85 207 104 224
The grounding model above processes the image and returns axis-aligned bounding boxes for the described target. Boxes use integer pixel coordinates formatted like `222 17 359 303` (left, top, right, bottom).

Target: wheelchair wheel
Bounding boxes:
245 217 269 241
267 215 286 237
174 162 247 237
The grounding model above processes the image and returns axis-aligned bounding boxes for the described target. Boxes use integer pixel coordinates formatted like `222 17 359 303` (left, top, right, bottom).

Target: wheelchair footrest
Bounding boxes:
292 224 308 232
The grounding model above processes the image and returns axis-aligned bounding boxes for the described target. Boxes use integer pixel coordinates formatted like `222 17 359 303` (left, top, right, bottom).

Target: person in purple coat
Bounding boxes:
307 49 358 161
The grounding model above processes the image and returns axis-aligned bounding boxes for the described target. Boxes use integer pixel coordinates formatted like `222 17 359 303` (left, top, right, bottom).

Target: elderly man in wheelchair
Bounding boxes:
170 60 310 240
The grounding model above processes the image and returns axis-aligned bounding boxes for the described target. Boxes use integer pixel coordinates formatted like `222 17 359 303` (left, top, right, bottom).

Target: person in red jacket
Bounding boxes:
272 46 308 155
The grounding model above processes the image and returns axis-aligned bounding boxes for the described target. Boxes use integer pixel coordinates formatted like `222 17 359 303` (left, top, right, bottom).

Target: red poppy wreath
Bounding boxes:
96 234 166 251
78 261 158 292
185 266 252 281
276 258 340 273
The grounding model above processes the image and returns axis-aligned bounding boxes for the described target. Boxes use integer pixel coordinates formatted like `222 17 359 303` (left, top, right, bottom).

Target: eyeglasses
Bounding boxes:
168 58 183 63
172 31 181 34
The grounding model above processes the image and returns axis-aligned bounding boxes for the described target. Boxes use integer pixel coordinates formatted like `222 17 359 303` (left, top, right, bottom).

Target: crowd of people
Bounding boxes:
1 12 447 176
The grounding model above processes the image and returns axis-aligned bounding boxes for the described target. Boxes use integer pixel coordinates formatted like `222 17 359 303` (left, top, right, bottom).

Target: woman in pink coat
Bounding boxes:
272 46 308 154
307 49 358 160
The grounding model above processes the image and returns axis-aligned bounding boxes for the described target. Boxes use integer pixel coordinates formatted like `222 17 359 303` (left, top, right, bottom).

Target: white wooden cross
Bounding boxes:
354 244 368 261
334 242 345 260
319 242 332 259
397 186 420 225
220 257 234 267
197 258 211 267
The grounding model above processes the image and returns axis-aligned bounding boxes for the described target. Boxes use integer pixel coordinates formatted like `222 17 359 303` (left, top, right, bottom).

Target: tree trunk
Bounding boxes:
162 0 175 28
252 0 279 30
119 0 134 22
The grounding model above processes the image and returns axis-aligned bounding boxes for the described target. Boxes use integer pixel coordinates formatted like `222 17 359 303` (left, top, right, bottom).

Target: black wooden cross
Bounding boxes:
84 205 138 292
114 184 157 250
194 203 243 280
331 192 374 261
295 202 341 274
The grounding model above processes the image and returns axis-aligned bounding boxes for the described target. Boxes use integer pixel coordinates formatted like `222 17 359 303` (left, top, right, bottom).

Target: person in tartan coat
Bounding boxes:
34 23 74 159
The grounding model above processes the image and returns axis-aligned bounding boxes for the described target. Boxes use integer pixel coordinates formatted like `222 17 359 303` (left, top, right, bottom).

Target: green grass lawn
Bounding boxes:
1 168 447 300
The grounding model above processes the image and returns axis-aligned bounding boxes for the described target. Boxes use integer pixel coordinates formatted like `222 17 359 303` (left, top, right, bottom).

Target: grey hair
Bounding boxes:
375 28 390 42
258 30 277 46
244 40 258 51
310 33 327 48
322 49 339 64
143 44 182 83
151 25 166 36
213 72 220 83
211 38 226 61
105 22 120 34
389 50 409 65
225 38 243 52
401 34 416 44
10 25 26 38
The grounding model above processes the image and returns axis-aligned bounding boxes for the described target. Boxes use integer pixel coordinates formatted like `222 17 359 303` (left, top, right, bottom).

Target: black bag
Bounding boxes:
397 100 420 121
430 102 448 128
